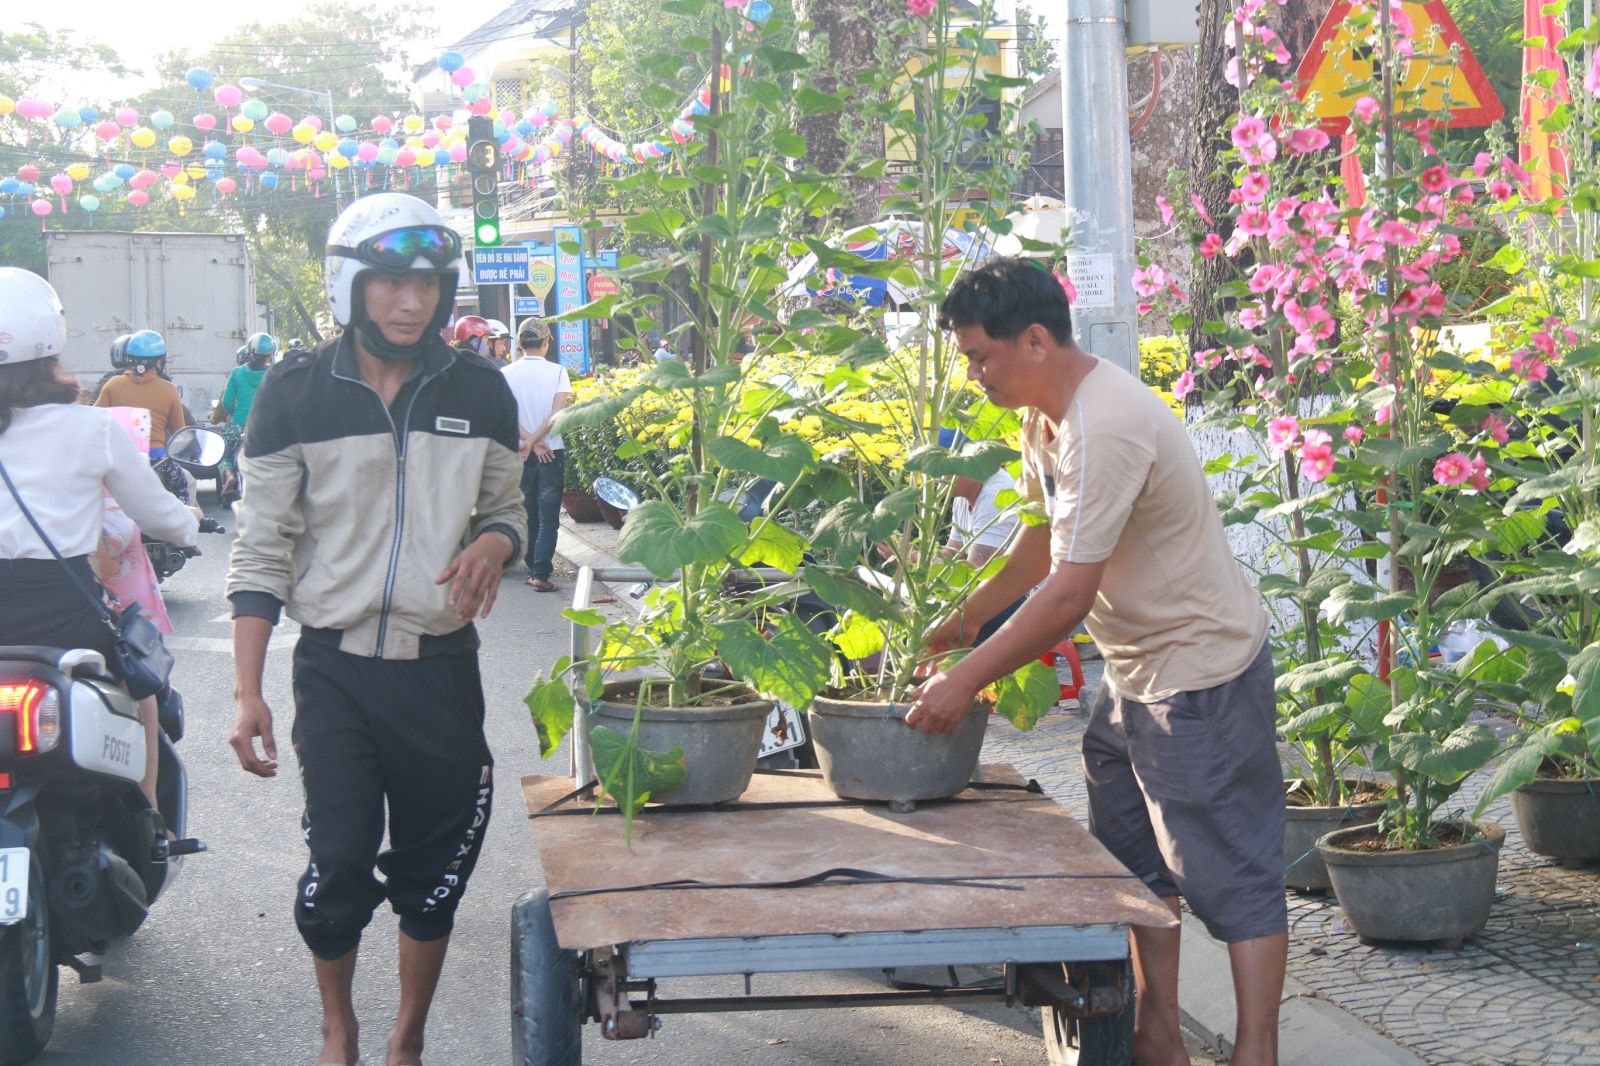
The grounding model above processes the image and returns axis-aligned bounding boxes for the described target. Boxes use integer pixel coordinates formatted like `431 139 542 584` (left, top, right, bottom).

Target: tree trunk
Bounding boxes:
794 0 908 228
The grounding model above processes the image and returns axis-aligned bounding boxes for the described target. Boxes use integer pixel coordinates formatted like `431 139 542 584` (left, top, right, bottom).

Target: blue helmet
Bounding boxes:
245 331 278 358
124 329 167 360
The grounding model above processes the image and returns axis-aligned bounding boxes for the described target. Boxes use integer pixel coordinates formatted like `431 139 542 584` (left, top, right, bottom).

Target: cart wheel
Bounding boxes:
1042 964 1134 1066
511 889 583 1066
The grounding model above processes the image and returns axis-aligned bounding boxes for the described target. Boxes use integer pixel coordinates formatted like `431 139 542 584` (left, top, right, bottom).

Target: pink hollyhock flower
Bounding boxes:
1173 370 1196 402
1241 170 1270 202
1299 429 1335 481
1588 47 1600 95
1375 404 1393 425
1195 348 1222 370
1510 349 1550 382
1230 116 1267 152
1481 414 1509 444
1378 220 1420 246
1489 180 1514 202
1343 425 1365 444
1433 452 1471 486
1237 208 1270 237
1156 195 1173 225
1473 151 1495 178
1419 165 1449 193
1469 452 1491 491
1190 193 1214 226
1501 158 1532 183
1131 264 1168 298
906 0 936 15
1055 273 1077 304
1199 232 1224 259
1287 127 1330 154
1353 96 1381 123
1532 330 1557 357
1266 415 1300 459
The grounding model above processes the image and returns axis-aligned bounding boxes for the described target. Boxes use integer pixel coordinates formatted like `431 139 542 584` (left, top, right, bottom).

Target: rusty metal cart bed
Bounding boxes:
512 762 1175 1065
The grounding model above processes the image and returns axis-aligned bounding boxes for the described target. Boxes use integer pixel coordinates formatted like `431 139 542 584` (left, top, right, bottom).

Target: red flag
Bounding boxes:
1520 0 1570 201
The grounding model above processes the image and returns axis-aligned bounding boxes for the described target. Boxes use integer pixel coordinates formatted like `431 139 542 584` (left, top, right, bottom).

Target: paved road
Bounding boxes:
29 504 1219 1065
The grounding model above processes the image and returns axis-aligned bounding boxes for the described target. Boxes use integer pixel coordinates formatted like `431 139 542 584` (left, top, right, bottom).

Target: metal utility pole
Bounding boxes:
1059 0 1138 375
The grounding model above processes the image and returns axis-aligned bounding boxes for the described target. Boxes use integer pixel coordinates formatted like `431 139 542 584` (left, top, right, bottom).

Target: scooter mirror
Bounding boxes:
166 426 228 468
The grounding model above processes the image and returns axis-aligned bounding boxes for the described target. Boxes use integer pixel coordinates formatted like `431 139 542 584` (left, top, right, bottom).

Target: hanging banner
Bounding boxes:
528 259 556 301
553 224 589 373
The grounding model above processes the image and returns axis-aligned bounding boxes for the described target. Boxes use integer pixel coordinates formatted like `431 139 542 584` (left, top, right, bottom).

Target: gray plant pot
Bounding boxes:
1317 821 1505 945
1511 778 1600 862
1283 781 1388 892
810 695 987 805
588 683 771 806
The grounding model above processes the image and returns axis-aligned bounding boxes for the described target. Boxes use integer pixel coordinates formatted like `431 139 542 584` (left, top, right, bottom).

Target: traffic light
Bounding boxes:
466 115 502 247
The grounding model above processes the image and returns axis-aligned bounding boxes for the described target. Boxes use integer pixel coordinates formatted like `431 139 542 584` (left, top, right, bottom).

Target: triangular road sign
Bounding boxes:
1295 0 1505 134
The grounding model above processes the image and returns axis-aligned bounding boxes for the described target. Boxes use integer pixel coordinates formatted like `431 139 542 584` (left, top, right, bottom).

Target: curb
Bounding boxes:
552 513 1425 1066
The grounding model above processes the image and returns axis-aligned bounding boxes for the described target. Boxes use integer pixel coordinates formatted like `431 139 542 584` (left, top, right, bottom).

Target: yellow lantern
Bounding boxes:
328 153 350 170
186 163 207 180
415 148 435 167
313 131 337 152
171 171 190 185
168 135 193 156
131 127 157 149
66 162 90 181
171 184 196 201
233 116 255 133
0 96 15 117
402 114 424 134
292 122 315 144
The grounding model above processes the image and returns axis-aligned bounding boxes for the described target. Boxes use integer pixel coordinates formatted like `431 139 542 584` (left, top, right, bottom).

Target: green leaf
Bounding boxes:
990 660 1058 731
738 521 806 572
563 608 607 627
810 500 873 556
867 488 920 541
902 439 1022 480
623 207 687 241
754 45 810 73
617 500 747 578
1279 701 1346 736
1323 582 1418 623
706 432 817 484
1275 658 1366 695
795 88 845 115
1568 643 1600 759
1389 723 1498 785
590 724 687 818
807 566 897 623
713 613 832 707
549 387 646 435
1473 737 1548 817
830 610 885 659
772 129 807 157
1343 672 1391 736
551 295 623 322
525 676 574 760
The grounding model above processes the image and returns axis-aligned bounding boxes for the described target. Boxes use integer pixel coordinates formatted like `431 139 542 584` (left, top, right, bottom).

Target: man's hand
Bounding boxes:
923 612 968 655
904 670 980 735
437 531 515 621
230 693 278 777
533 442 555 463
518 439 534 461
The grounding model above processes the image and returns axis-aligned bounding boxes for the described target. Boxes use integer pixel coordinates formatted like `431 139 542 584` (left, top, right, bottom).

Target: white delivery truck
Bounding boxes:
46 230 262 420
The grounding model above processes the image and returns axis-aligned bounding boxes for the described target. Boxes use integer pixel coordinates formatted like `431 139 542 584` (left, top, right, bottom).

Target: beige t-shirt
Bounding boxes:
1019 358 1266 701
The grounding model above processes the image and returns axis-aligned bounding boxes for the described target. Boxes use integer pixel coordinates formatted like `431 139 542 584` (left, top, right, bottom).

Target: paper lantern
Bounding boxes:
171 184 196 201
216 177 237 194
31 200 51 217
194 113 218 131
451 67 475 88
127 189 150 207
66 162 90 181
214 84 243 108
94 120 120 142
233 116 256 133
131 127 156 149
241 99 269 121
292 122 316 144
334 114 357 133
438 50 464 72
186 67 214 90
313 131 338 152
168 135 194 156
150 110 175 130
115 106 139 127
265 113 293 136
79 194 100 212
0 96 13 117
371 115 393 134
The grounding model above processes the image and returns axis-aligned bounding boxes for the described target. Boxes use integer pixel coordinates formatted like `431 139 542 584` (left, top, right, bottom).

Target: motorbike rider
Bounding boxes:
0 268 199 808
226 193 525 1066
451 314 492 358
484 319 512 363
213 331 277 500
96 330 191 502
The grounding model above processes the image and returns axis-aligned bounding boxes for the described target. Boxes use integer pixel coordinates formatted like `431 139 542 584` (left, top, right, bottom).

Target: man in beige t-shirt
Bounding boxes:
906 258 1285 1066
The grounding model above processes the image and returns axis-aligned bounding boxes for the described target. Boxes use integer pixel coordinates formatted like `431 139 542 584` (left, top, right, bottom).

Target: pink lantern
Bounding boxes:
216 177 237 194
17 165 40 183
160 163 180 179
469 98 492 116
394 148 416 168
356 142 380 162
49 174 72 196
94 121 120 142
265 112 293 135
115 106 140 127
214 84 243 108
448 143 467 163
193 113 218 131
421 131 440 149
30 200 51 217
433 115 453 131
371 115 393 134
130 170 158 189
304 115 323 131
16 98 50 120
450 67 475 88
127 189 150 207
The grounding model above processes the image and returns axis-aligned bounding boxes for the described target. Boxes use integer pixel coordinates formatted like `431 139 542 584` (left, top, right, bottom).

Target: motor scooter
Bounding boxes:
0 647 203 1065
143 427 229 583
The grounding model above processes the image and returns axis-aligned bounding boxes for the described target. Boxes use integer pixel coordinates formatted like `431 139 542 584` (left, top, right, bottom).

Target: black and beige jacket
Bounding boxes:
226 333 527 659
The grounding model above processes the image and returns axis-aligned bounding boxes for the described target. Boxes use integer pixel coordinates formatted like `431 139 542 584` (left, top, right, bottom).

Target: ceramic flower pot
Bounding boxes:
1283 779 1388 892
561 489 604 524
809 695 987 807
1510 778 1600 863
588 682 771 806
1317 821 1504 945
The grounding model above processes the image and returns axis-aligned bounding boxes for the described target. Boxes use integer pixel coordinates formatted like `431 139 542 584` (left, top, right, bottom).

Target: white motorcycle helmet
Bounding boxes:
0 267 68 367
324 193 463 362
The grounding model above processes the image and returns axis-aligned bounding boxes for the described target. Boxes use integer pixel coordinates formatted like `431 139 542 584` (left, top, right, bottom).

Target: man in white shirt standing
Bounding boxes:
500 320 572 591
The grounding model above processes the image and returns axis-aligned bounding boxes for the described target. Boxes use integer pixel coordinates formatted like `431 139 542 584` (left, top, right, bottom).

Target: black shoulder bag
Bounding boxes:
0 456 174 699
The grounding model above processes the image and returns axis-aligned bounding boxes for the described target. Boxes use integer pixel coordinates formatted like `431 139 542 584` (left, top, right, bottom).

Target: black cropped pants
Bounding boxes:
289 635 494 960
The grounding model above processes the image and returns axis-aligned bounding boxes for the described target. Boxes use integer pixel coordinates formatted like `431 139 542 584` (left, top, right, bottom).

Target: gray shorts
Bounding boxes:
1081 643 1286 943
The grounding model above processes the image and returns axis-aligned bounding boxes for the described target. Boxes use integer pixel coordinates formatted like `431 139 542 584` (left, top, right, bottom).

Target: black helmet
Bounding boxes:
110 333 133 369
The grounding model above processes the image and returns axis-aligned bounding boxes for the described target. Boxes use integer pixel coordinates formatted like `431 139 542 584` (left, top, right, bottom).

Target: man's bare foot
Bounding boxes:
385 1032 424 1066
316 1016 359 1065
1133 1028 1192 1066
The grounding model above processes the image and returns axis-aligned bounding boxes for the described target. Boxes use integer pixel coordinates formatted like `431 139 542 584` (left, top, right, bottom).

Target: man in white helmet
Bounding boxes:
225 193 527 1066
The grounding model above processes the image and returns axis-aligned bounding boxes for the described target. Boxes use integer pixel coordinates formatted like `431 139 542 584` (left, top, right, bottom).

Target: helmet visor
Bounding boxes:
332 225 461 272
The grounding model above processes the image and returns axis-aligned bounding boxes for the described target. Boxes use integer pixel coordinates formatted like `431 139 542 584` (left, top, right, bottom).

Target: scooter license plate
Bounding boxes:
758 701 807 758
0 848 29 926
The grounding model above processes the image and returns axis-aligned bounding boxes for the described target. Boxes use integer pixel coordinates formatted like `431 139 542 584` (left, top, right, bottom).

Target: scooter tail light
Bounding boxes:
0 680 60 755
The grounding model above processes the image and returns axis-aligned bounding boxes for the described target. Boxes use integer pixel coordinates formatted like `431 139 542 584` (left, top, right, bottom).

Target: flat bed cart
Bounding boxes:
513 765 1176 1065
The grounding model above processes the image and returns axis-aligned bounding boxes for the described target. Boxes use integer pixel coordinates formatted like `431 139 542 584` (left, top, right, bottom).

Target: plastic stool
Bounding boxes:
1040 639 1085 703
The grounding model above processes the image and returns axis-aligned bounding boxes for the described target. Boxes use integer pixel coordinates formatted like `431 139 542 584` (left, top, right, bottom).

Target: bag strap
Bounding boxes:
0 455 118 627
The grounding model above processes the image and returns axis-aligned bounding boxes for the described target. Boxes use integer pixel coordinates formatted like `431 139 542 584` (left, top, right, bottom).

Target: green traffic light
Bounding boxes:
476 220 501 246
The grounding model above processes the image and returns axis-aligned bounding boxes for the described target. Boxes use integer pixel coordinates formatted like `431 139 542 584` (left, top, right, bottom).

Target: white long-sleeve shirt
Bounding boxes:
0 403 198 560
